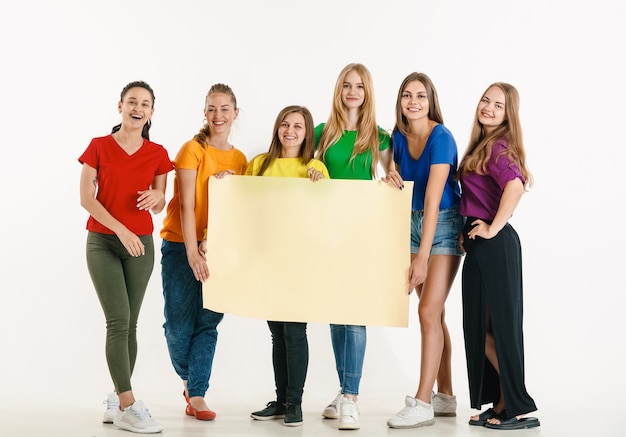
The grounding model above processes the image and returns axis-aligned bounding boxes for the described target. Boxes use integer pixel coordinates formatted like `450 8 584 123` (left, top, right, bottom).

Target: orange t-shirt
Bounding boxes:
160 139 248 242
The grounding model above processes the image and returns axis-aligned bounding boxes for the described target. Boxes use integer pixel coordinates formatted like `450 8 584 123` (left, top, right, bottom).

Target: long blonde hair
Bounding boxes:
458 82 533 188
317 63 384 176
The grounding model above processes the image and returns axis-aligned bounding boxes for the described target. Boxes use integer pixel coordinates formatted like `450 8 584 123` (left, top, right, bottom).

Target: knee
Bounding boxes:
418 303 443 328
106 315 132 333
163 320 194 341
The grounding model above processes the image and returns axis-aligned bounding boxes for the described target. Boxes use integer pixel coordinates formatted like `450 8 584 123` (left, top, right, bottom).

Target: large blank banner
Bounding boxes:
203 176 413 327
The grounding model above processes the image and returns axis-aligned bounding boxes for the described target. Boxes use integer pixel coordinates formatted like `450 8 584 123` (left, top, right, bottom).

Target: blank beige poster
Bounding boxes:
203 176 413 327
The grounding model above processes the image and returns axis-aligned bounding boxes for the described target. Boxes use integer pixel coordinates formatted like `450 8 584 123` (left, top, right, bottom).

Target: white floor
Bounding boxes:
2 285 625 437
0 396 622 437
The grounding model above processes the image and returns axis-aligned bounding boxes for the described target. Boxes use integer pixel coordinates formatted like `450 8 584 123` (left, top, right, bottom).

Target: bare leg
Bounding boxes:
435 307 453 395
414 255 461 403
469 313 505 422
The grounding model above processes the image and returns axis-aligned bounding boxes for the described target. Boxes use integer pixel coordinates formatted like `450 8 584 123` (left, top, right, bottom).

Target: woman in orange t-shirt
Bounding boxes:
160 83 247 421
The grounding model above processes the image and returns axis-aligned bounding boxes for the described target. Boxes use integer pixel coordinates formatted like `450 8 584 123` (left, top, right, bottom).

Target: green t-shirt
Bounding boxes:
314 123 390 180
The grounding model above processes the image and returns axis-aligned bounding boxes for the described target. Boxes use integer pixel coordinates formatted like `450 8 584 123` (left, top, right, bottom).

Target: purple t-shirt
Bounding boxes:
459 139 525 221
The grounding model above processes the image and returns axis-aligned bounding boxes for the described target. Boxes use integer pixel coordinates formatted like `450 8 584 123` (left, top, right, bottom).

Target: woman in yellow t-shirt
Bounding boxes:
247 105 327 427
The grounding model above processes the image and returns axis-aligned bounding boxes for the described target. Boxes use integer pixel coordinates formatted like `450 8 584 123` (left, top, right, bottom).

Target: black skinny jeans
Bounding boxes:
267 321 309 405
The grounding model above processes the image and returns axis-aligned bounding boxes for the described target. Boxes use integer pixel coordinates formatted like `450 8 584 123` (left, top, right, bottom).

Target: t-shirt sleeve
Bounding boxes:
314 123 325 148
156 146 174 175
174 140 202 170
392 131 403 164
489 141 525 189
237 151 249 174
430 128 457 166
78 138 99 168
309 159 330 178
378 127 391 151
245 154 263 176
244 160 254 175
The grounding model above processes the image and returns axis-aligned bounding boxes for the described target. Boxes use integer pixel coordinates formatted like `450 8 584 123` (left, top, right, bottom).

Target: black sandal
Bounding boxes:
468 408 503 426
485 416 540 430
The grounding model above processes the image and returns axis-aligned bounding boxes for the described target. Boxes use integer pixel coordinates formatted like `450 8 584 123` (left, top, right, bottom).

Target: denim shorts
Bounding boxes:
411 206 464 256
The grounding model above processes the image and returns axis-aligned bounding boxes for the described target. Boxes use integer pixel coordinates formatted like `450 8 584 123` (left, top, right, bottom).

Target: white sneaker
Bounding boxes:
432 391 457 417
387 395 435 429
102 392 119 424
322 391 343 419
114 400 163 434
338 398 360 430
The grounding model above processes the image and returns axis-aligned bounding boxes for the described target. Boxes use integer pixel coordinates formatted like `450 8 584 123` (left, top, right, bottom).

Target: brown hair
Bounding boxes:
393 72 444 137
257 106 315 176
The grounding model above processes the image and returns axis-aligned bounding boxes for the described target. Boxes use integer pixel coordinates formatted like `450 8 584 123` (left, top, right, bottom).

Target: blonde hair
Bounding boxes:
458 82 533 188
317 63 384 177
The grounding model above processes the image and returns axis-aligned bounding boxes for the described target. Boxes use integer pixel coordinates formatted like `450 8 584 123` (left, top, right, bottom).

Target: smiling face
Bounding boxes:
341 70 366 110
278 112 306 157
477 86 506 133
400 80 429 122
204 92 238 135
118 87 154 129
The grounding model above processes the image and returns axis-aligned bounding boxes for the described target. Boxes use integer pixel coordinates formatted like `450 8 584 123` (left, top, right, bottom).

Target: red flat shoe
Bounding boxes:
183 391 195 417
186 403 216 421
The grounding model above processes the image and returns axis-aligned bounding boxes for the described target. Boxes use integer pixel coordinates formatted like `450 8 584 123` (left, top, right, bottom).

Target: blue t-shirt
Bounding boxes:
393 124 461 211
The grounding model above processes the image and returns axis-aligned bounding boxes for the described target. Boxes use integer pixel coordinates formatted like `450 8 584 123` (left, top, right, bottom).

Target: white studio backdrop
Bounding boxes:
0 0 624 415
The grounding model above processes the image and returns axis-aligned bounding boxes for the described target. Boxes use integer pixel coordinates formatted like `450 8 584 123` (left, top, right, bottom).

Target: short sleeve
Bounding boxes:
174 140 203 170
489 140 525 189
78 138 101 169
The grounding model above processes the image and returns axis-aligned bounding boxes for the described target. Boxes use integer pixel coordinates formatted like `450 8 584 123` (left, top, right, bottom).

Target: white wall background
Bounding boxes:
1 0 624 420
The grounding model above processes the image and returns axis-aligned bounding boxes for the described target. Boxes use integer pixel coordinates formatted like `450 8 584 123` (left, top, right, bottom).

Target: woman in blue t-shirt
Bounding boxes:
384 72 464 429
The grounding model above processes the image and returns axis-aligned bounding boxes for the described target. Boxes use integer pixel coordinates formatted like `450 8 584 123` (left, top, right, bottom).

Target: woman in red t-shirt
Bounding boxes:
78 81 172 434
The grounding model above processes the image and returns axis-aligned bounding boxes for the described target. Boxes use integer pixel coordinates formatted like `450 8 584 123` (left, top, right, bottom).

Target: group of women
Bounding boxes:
78 63 539 434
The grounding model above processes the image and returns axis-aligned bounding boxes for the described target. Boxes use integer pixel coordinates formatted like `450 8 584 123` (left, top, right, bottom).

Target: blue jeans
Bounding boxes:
330 324 366 396
161 240 224 398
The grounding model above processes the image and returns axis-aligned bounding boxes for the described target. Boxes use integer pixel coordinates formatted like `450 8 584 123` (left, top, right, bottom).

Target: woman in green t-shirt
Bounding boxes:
315 63 392 431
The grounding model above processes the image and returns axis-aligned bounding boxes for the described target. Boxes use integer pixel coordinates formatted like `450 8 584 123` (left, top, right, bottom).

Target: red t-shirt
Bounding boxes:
79 135 173 235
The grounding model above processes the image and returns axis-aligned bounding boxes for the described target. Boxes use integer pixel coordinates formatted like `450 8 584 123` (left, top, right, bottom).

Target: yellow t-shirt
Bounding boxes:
245 154 329 178
161 139 248 242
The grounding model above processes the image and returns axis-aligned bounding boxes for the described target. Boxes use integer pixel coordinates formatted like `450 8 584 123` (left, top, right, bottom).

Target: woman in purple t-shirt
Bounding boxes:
458 83 539 430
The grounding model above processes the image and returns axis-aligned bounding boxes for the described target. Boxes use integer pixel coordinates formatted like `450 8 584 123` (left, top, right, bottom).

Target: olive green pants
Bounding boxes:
86 231 154 394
